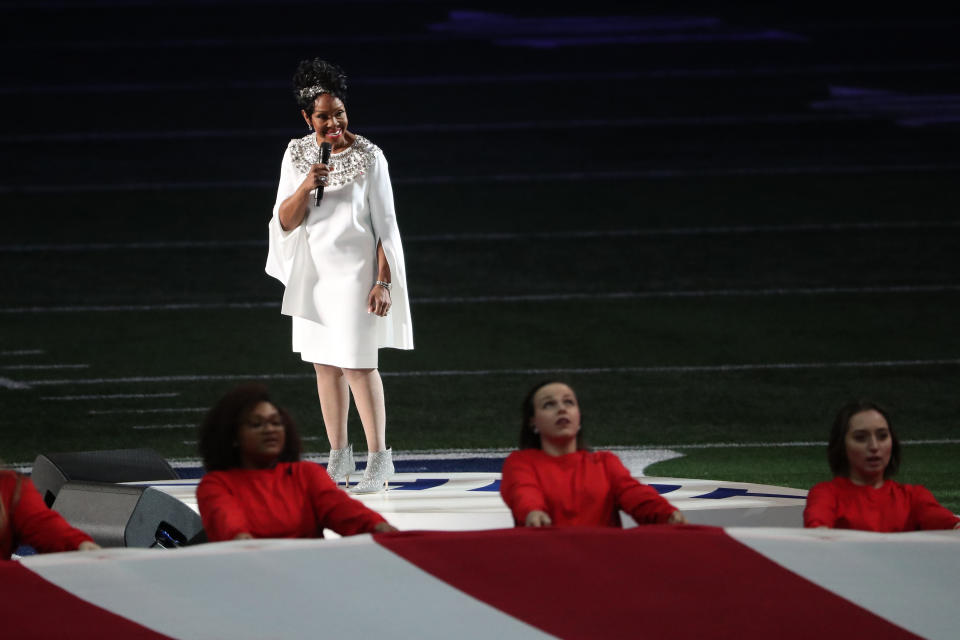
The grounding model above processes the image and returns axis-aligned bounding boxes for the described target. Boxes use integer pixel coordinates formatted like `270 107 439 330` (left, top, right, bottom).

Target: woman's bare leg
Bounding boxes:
314 363 349 449
342 367 387 452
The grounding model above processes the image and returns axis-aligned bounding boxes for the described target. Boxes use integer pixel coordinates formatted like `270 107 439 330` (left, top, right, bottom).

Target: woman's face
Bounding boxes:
530 383 581 444
237 401 286 469
844 409 892 484
302 94 349 147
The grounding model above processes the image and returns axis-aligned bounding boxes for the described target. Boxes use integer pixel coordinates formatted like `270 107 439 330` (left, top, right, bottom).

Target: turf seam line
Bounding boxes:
42 393 181 401
3 284 959 314
0 364 89 370
3 221 957 252
4 163 960 194
130 423 198 430
0 377 31 390
89 407 208 415
10 359 960 388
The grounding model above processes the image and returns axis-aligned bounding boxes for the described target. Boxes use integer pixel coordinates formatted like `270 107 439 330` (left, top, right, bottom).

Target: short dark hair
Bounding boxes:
293 58 348 113
827 400 901 478
519 380 587 451
198 383 302 471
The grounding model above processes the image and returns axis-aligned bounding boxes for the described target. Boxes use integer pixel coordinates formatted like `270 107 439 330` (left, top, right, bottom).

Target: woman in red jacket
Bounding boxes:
1 470 99 560
500 381 686 528
196 384 396 542
803 401 959 531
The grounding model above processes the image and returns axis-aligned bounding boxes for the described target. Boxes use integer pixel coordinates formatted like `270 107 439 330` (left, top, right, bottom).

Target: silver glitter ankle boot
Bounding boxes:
351 448 394 494
326 444 356 487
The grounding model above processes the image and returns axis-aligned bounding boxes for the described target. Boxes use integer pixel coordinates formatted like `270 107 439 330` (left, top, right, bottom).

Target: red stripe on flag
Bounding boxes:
377 526 920 639
0 561 174 640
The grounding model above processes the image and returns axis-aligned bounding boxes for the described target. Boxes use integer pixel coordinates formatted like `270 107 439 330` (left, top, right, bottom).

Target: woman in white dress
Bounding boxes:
266 59 413 493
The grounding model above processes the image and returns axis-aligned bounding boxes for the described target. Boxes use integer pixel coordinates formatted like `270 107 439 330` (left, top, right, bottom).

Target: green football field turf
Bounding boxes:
2 172 957 511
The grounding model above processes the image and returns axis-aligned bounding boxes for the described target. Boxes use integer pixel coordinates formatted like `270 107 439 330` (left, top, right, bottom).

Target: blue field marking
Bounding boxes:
648 483 683 494
692 487 806 500
387 479 449 491
393 457 506 473
469 480 500 492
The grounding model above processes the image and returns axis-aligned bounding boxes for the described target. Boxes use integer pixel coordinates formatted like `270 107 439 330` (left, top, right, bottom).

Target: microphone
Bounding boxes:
316 142 332 206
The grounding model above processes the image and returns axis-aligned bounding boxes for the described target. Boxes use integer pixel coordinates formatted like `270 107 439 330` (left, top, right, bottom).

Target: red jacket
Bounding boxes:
1 471 93 559
197 461 386 541
804 476 959 531
500 449 678 527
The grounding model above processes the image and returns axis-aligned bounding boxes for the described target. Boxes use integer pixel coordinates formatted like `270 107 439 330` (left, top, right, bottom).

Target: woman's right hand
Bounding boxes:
279 162 335 230
302 162 333 194
525 510 552 527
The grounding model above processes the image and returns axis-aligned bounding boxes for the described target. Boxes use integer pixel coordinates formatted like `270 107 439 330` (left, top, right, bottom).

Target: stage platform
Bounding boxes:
143 471 809 533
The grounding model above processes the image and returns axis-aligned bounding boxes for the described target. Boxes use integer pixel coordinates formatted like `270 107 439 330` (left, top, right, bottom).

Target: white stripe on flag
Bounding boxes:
727 527 960 640
22 536 554 639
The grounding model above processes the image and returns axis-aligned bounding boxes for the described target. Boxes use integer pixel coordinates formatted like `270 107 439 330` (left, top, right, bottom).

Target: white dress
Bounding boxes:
265 134 414 368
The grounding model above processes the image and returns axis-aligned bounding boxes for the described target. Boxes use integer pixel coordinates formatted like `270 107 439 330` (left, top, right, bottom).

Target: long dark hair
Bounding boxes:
827 400 901 479
519 380 587 451
198 383 302 471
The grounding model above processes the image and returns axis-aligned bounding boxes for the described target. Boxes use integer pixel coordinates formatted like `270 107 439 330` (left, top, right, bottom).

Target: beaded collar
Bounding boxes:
288 133 380 189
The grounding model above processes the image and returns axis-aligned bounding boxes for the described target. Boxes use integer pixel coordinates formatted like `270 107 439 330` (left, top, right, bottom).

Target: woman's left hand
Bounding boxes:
374 522 398 533
368 284 391 317
667 511 688 525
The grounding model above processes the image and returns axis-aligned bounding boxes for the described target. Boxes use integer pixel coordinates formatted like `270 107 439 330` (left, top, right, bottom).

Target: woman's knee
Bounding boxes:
342 367 377 381
314 363 344 379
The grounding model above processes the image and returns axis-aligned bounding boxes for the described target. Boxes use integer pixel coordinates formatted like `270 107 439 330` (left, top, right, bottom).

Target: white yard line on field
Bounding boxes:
2 284 959 315
7 358 960 391
131 424 197 430
42 393 181 401
1 364 89 370
5 163 960 195
2 221 958 253
90 407 207 415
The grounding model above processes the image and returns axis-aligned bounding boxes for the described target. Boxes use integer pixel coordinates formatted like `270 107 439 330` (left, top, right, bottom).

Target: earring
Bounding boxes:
307 124 313 131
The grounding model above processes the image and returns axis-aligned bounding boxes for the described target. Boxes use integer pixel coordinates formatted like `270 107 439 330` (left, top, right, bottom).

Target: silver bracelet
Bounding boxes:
375 280 392 291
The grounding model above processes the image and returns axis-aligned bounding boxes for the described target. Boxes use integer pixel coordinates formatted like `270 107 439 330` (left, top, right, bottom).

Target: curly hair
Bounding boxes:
827 400 901 479
519 380 588 451
293 58 348 113
198 383 302 471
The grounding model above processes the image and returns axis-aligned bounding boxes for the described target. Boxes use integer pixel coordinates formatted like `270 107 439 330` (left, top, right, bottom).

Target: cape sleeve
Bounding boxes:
908 484 960 530
265 142 304 286
366 149 414 350
803 481 838 528
10 476 93 553
302 463 386 536
196 473 253 542
500 451 549 526
601 452 678 524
